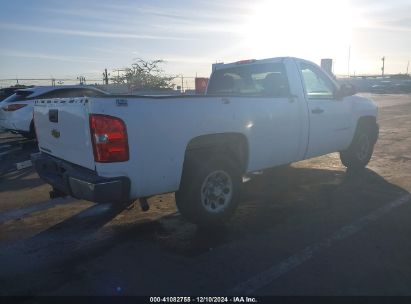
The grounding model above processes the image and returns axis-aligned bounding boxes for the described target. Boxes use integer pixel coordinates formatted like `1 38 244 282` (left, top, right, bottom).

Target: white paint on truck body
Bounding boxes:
33 57 378 199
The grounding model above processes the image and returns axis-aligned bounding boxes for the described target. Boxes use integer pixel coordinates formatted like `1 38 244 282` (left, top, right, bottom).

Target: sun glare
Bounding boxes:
240 0 360 62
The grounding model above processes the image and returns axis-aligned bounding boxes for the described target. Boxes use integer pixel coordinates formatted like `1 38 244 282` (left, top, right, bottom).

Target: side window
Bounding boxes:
207 63 290 98
300 63 335 99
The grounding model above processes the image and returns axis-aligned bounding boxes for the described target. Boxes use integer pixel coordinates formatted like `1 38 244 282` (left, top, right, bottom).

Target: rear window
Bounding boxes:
2 90 34 103
207 63 290 98
37 88 106 99
1 93 19 103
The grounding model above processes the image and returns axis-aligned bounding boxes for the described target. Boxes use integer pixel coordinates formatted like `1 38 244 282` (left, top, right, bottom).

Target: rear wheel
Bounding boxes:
340 123 375 169
176 152 242 227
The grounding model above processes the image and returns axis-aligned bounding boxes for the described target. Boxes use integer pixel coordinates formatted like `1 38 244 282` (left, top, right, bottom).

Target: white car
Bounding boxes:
0 86 108 138
32 57 379 226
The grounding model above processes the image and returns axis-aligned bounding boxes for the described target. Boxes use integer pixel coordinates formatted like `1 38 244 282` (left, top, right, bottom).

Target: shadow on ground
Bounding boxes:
93 165 409 257
0 167 43 192
0 139 38 176
2 166 408 255
152 166 407 255
0 165 408 295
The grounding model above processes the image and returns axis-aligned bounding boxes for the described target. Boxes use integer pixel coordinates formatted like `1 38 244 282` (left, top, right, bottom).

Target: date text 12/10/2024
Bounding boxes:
149 297 258 303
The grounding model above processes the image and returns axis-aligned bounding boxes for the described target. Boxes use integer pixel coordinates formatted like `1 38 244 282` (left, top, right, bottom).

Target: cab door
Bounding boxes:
297 60 353 158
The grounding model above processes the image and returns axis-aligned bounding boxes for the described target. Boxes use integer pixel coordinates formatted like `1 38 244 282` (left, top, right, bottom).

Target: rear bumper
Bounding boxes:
31 152 130 203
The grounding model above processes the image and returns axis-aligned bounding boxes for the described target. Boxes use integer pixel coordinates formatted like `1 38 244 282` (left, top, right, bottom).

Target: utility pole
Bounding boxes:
103 68 109 85
181 75 184 93
347 45 351 77
77 76 86 85
381 56 385 77
407 61 409 75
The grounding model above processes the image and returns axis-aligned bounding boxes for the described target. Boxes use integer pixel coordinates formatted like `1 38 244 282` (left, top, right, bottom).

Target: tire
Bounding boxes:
22 132 35 140
340 123 376 169
176 151 242 227
22 121 36 140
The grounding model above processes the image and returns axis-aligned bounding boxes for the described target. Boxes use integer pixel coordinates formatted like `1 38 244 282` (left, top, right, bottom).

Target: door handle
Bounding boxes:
221 97 230 104
311 108 324 114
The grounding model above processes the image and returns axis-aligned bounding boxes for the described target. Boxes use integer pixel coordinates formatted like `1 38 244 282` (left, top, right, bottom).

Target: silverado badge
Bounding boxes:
51 129 60 138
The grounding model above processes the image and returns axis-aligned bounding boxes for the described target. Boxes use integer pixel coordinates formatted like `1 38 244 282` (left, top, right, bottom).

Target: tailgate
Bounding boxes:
34 98 95 170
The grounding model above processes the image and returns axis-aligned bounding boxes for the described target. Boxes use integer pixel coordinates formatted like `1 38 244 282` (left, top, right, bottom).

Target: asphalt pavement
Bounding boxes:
0 94 410 297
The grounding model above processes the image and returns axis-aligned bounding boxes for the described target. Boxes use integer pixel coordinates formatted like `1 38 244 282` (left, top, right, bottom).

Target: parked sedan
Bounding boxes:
395 80 411 93
370 81 395 94
0 86 108 138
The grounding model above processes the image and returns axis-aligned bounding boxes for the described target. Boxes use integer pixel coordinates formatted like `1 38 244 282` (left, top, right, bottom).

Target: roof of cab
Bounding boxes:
212 57 302 72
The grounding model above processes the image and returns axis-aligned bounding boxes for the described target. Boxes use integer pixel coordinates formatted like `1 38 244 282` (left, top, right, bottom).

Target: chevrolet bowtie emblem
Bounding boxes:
51 129 60 138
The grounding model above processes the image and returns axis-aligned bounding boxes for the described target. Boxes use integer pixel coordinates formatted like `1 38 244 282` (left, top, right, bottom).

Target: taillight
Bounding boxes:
2 104 27 111
89 114 129 163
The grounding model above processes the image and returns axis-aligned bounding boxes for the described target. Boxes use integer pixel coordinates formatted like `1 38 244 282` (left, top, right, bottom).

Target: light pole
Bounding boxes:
77 76 86 85
347 45 351 77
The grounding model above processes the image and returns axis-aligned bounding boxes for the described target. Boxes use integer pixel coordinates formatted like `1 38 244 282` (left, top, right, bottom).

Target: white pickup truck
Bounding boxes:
32 57 379 226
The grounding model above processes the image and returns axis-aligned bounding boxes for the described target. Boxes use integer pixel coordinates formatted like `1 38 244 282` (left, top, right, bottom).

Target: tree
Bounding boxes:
111 59 175 90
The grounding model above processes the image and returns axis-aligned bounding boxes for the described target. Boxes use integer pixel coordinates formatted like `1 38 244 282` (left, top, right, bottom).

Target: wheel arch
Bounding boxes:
355 115 379 143
182 132 249 175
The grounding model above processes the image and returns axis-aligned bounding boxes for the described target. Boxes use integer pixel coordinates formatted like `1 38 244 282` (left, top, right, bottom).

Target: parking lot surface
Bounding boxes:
0 94 411 296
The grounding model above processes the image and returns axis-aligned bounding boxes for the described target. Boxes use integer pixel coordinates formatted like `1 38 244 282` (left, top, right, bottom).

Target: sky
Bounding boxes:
0 0 410 85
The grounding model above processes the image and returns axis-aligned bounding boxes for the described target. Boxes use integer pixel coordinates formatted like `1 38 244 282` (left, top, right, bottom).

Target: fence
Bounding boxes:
0 76 201 93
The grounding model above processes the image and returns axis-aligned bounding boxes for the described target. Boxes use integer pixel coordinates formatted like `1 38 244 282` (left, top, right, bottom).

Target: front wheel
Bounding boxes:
176 153 242 227
340 124 376 169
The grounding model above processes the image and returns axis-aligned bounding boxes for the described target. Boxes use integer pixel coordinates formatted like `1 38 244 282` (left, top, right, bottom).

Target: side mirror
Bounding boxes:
335 83 357 100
